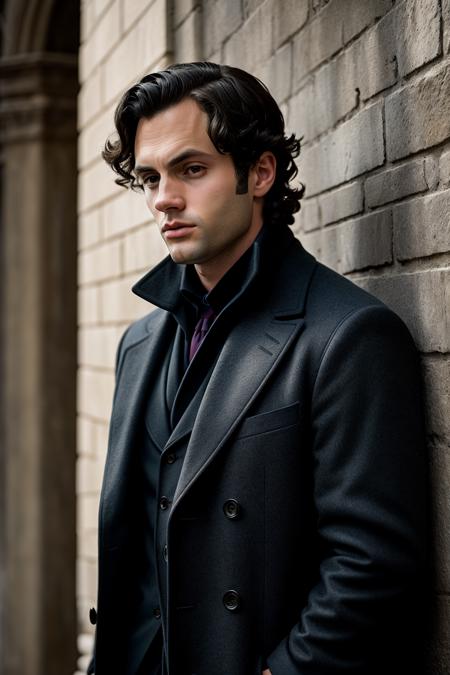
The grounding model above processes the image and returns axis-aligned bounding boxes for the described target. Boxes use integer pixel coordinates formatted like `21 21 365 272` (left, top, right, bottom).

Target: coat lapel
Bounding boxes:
171 310 305 510
171 236 317 511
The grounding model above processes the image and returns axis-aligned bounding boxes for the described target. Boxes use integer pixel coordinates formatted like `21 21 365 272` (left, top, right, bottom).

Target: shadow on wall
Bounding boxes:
292 6 449 674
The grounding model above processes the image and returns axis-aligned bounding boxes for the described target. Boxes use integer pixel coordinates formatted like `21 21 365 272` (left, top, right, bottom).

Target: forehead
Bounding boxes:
134 98 217 165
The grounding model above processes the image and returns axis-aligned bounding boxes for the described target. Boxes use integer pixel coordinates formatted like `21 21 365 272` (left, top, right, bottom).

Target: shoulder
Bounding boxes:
115 307 168 372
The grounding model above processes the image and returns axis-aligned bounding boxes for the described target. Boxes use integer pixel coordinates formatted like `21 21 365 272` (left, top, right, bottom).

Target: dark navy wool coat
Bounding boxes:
90 226 427 675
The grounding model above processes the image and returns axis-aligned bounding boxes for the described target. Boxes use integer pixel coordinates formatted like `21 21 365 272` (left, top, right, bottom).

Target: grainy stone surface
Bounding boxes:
393 190 450 261
273 0 308 49
386 64 450 161
352 12 397 101
440 149 450 186
422 357 450 438
223 0 272 71
365 159 430 208
301 101 384 195
255 43 292 103
430 445 450 593
356 269 450 353
204 0 243 60
394 0 441 77
319 181 363 226
174 7 202 61
298 198 320 232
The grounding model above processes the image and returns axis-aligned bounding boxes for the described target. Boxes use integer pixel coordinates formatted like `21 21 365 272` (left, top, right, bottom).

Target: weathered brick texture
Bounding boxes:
77 0 450 671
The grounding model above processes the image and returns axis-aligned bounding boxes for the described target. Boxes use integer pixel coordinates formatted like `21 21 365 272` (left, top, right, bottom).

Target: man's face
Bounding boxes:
134 98 266 284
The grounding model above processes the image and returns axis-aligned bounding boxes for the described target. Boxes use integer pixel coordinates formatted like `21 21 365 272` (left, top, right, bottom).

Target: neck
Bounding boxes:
195 222 263 291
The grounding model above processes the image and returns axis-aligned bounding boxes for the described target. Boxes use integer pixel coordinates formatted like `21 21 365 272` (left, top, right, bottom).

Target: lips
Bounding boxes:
162 221 196 239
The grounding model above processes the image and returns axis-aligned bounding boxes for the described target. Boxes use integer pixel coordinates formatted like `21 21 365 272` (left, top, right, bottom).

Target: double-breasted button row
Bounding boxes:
223 590 241 612
153 606 161 619
223 498 241 519
159 496 170 510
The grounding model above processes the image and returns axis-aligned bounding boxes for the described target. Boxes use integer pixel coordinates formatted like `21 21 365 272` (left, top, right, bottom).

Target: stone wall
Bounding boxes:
76 1 450 672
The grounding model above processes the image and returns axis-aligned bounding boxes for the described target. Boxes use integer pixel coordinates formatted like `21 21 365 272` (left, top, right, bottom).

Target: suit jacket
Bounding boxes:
90 226 428 675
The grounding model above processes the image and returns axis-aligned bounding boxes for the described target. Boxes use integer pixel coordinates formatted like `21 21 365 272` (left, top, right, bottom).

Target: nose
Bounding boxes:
153 176 185 213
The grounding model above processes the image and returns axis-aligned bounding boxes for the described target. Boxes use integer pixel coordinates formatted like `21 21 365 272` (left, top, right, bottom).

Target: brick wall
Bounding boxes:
77 1 450 672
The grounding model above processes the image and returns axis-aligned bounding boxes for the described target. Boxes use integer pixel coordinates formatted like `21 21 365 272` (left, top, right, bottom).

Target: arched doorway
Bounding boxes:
0 2 79 673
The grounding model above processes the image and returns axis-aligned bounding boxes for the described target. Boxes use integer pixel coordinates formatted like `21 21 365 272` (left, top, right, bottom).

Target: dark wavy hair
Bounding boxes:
103 62 304 227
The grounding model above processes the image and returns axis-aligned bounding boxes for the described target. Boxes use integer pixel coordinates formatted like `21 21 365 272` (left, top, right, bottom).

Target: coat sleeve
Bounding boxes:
266 305 428 674
86 324 132 675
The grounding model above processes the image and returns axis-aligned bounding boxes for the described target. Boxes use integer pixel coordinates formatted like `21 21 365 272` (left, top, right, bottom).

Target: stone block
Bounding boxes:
293 0 391 88
223 0 272 72
444 0 450 54
123 0 155 32
395 0 440 77
298 198 320 233
77 456 104 496
352 12 397 101
422 357 450 438
93 421 110 461
100 275 152 323
386 64 450 161
365 159 430 208
393 189 450 261
102 189 152 239
288 80 316 143
78 209 102 251
123 223 168 274
204 0 243 59
292 1 343 87
94 0 113 19
78 286 100 325
77 415 96 456
77 367 115 420
356 269 450 353
319 181 363 226
430 444 450 592
342 0 392 43
77 531 98 561
77 494 100 533
78 68 102 127
440 149 450 187
78 239 122 284
290 50 360 142
77 558 98 600
303 209 392 274
102 0 168 106
82 0 121 73
174 7 202 62
79 158 122 212
301 101 384 196
174 0 200 27
78 325 123 369
78 103 116 169
81 0 96 44
255 43 292 104
273 0 308 49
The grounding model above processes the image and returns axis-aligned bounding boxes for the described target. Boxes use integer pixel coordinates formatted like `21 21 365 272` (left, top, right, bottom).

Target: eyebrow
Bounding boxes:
134 149 213 175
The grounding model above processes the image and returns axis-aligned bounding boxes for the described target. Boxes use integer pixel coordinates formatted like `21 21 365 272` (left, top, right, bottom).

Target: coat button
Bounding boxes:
153 607 161 619
223 499 241 520
163 544 168 562
223 590 241 612
159 496 170 510
166 453 176 464
89 607 97 625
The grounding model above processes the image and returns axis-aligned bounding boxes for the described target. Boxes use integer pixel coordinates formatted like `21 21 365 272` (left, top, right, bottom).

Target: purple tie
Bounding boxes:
189 307 216 361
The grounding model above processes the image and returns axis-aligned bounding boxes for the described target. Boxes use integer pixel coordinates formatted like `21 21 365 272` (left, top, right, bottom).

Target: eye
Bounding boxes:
142 174 160 189
185 164 206 177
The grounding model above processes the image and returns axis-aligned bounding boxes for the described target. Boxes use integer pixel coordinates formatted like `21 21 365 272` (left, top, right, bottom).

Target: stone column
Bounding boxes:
0 53 78 675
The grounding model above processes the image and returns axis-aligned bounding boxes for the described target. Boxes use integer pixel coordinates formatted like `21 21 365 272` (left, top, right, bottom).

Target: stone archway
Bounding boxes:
0 2 79 674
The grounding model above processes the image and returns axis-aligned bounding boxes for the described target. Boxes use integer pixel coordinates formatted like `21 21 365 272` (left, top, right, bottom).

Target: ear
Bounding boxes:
251 151 277 198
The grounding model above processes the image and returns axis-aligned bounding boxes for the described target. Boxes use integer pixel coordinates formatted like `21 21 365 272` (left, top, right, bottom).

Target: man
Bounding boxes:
88 62 427 675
